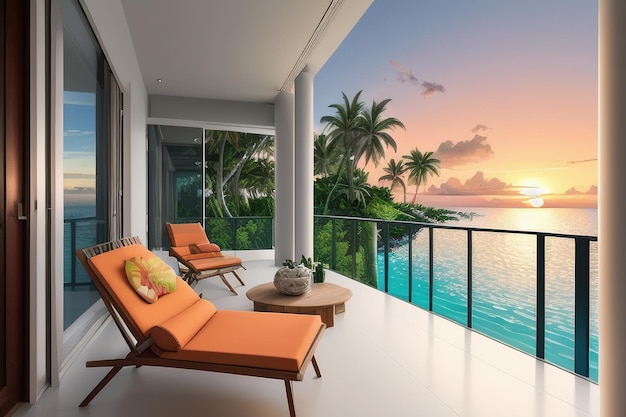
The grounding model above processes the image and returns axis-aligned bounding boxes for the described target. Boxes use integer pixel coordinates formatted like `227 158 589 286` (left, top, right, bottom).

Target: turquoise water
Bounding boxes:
376 207 598 382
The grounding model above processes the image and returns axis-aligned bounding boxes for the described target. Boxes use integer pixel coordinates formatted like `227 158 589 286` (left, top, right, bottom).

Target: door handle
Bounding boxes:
17 203 27 221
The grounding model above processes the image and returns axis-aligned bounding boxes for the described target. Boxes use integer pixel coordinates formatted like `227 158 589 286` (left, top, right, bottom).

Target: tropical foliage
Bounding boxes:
203 130 275 218
314 91 454 288
379 158 408 202
170 130 276 249
169 90 454 287
320 91 405 213
314 134 341 177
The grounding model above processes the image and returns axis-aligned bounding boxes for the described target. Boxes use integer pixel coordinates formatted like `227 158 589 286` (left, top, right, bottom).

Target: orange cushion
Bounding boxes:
186 256 242 271
160 311 323 372
170 245 241 268
150 299 217 351
88 244 200 337
190 243 221 254
169 245 192 258
170 245 226 261
167 223 210 247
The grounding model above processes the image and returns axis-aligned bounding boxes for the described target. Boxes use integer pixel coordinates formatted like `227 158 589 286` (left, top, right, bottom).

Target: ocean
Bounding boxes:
376 207 599 381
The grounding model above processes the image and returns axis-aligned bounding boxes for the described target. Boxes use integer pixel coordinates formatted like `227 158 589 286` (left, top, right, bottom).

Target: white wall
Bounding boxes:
149 94 275 135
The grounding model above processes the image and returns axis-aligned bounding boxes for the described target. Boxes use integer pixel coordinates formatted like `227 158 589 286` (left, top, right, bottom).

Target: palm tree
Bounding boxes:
354 98 404 168
403 149 441 203
336 168 371 208
205 130 274 217
320 91 365 213
320 91 405 212
313 134 341 177
379 158 408 202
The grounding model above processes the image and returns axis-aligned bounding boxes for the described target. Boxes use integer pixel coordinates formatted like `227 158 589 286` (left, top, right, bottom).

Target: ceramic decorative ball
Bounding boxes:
274 265 312 296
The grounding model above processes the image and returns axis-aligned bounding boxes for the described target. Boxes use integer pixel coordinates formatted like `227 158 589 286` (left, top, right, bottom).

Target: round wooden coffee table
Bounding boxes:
246 282 352 327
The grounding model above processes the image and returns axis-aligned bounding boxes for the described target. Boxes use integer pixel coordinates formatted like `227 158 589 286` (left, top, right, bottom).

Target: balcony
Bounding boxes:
15 254 599 417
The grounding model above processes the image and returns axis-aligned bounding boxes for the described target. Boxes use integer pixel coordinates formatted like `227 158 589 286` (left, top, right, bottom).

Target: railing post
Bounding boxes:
574 237 590 377
232 217 237 250
331 219 337 270
351 220 357 279
383 222 390 293
408 224 413 303
70 220 77 286
467 229 473 328
428 227 434 312
536 234 546 360
267 217 273 249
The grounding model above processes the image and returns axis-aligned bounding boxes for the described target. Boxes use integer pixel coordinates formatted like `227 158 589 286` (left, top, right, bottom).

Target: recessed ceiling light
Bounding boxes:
156 78 163 83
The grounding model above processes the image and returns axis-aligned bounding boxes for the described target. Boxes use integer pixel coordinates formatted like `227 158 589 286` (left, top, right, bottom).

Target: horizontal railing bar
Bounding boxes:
314 214 597 241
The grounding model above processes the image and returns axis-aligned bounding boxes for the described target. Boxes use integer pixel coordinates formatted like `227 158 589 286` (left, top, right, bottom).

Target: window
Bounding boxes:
61 0 122 332
147 125 275 251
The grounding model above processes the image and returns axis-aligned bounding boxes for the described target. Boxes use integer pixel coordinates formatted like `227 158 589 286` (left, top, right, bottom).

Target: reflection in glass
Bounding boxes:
62 0 109 329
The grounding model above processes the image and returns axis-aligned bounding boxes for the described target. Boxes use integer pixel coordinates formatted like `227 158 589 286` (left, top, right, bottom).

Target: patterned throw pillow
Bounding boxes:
125 256 177 303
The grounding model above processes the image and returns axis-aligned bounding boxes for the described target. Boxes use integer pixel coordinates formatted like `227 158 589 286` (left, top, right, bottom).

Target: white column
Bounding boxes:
599 1 626 416
274 91 295 266
294 67 314 259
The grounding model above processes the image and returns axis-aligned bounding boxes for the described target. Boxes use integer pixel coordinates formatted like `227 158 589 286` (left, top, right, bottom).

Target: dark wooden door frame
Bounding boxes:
0 0 29 414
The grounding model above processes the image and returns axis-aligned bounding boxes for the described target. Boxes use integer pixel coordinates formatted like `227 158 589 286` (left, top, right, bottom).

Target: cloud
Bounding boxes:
65 173 96 179
564 185 598 195
566 158 598 164
64 151 94 160
471 124 489 133
427 171 513 195
434 134 495 168
64 129 94 137
421 81 446 97
64 91 96 106
389 61 445 96
64 186 96 194
389 60 419 85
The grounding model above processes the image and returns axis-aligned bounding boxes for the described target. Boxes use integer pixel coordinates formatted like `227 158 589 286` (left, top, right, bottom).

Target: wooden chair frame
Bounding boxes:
76 237 325 417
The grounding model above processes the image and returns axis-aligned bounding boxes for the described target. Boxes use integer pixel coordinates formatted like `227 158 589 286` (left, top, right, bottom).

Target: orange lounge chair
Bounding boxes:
166 222 245 294
75 236 325 417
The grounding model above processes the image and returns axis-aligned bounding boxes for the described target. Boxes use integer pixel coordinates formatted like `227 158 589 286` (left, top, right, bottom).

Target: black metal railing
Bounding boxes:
314 214 598 381
65 214 598 381
64 216 103 287
166 216 274 250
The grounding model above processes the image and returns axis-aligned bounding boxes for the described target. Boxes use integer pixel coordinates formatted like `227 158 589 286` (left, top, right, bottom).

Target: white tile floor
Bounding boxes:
14 258 599 417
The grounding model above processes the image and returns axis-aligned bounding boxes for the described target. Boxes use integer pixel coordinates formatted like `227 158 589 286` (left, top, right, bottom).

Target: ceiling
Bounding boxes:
120 0 372 104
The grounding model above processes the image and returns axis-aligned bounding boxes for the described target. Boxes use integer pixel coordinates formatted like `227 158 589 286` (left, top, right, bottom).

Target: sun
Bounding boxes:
519 179 549 208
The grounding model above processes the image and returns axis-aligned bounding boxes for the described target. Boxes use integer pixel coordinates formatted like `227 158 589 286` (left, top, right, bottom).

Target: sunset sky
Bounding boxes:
314 0 598 208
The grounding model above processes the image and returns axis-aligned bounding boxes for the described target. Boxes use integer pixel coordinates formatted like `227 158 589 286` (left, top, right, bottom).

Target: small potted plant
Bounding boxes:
298 255 325 283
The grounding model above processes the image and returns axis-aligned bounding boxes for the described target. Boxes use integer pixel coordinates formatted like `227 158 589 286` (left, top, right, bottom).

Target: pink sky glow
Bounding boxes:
315 1 598 208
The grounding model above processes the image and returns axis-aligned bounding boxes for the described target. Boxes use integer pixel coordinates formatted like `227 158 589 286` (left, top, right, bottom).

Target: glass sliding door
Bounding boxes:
61 0 120 330
147 125 276 251
148 125 204 249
